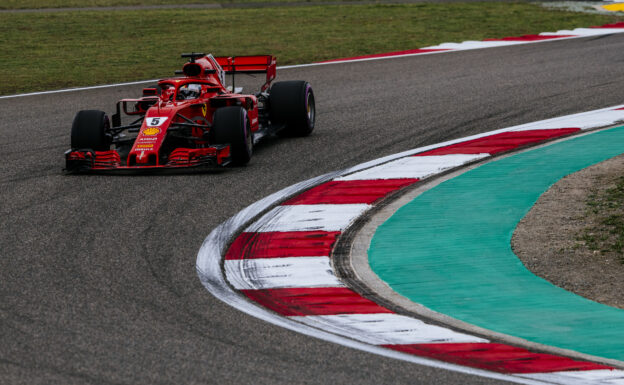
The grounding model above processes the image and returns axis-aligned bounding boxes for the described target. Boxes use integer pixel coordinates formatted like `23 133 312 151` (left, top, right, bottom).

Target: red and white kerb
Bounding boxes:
219 106 624 384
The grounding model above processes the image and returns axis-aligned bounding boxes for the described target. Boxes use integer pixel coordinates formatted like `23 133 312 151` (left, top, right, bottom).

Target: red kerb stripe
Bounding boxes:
483 34 574 42
284 179 419 205
592 22 624 29
225 231 341 260
242 287 394 316
384 343 613 374
415 128 580 156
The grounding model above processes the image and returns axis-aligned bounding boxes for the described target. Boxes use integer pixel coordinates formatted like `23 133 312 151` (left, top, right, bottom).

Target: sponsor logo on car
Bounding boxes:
137 144 153 149
143 127 161 136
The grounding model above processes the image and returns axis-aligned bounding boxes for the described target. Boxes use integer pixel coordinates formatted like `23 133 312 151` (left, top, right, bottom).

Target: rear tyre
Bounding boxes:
71 110 111 151
211 106 252 166
269 81 315 137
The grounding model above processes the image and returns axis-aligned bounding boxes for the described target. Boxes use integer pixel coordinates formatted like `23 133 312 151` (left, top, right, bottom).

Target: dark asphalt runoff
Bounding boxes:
2 34 624 384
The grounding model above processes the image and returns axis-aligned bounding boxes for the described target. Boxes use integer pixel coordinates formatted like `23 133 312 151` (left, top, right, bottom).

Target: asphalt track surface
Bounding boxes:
2 34 624 385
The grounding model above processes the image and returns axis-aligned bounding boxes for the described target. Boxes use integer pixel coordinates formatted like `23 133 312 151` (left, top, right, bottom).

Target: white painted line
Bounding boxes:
276 50 452 69
0 79 161 100
225 256 344 290
336 154 489 181
290 313 489 345
4 25 624 100
0 61 323 99
518 369 624 385
245 203 370 233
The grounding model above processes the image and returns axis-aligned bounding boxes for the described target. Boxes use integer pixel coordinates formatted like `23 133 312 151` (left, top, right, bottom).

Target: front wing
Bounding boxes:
65 146 231 172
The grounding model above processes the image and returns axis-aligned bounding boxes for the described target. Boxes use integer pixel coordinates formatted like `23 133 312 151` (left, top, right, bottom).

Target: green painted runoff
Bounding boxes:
369 126 624 360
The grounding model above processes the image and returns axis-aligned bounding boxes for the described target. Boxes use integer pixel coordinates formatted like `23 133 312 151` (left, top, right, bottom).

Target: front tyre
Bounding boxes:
211 106 252 166
71 110 111 151
270 81 315 137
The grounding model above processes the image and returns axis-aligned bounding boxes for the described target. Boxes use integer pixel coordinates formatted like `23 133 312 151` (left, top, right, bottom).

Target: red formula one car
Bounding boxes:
65 53 315 172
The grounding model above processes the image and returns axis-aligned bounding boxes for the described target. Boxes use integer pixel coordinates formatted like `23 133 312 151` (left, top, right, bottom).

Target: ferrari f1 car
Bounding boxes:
65 53 315 172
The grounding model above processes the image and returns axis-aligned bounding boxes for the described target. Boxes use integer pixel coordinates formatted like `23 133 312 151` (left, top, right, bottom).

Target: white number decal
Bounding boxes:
147 117 168 127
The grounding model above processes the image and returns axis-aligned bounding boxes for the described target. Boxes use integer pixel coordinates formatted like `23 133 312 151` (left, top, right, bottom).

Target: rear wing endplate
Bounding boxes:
214 55 276 92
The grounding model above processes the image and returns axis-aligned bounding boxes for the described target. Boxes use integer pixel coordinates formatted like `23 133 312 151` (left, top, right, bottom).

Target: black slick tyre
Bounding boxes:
211 106 252 166
269 81 315 137
71 110 111 151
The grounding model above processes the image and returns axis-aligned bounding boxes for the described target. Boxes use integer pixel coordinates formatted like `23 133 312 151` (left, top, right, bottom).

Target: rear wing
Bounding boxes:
214 55 276 92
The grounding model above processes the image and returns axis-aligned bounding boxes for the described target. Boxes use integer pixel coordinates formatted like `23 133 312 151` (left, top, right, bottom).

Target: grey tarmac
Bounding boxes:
2 34 624 384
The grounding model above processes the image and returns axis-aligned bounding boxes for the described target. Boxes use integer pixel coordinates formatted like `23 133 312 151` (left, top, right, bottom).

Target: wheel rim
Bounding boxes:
244 112 252 156
246 126 253 155
306 90 315 126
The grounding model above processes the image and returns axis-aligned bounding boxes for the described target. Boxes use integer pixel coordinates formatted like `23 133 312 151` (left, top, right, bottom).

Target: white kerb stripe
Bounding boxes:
290 313 489 346
423 40 530 50
518 369 624 385
421 27 624 52
511 110 624 132
541 27 624 37
225 257 344 290
244 204 371 233
335 154 489 181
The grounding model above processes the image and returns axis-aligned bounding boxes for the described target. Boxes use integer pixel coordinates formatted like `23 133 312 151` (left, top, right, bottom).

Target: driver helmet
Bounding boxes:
178 83 202 100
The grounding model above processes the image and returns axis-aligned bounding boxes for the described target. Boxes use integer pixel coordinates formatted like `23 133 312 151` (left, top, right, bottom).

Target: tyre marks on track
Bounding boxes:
198 105 624 384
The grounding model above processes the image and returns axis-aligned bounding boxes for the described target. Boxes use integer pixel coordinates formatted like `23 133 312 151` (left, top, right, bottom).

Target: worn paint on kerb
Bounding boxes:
369 125 624 361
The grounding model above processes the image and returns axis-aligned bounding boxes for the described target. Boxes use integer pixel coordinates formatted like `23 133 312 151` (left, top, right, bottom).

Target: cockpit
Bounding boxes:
176 83 202 100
